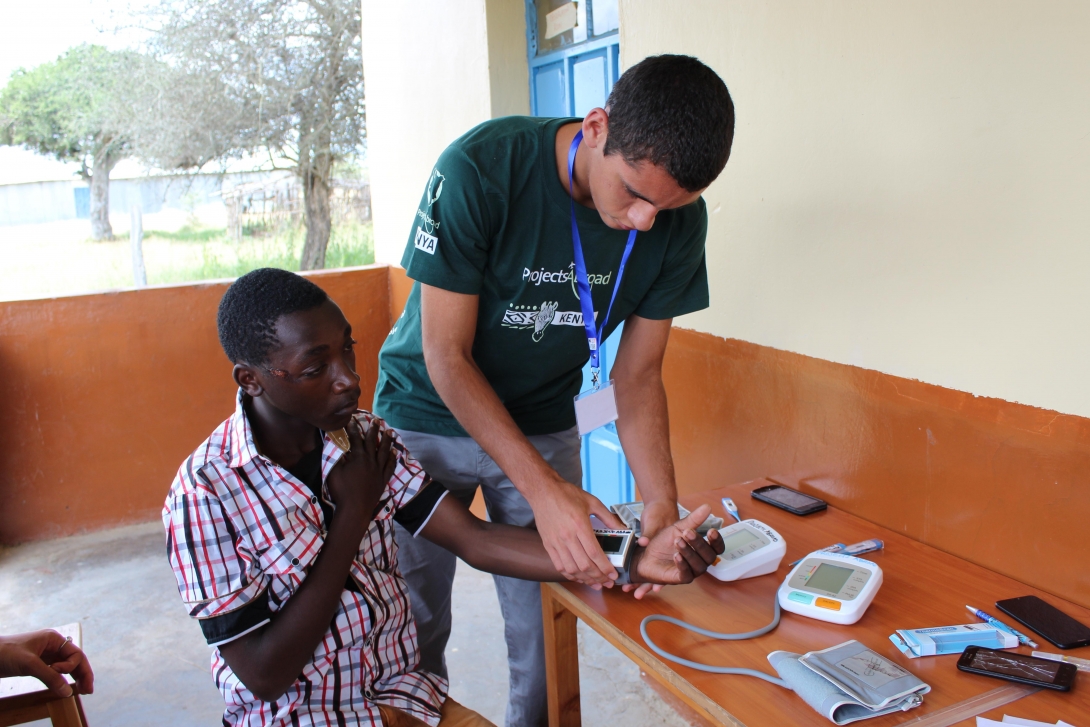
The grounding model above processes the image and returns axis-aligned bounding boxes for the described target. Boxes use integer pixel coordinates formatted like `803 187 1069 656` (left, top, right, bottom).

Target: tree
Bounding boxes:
0 45 142 240
134 0 365 269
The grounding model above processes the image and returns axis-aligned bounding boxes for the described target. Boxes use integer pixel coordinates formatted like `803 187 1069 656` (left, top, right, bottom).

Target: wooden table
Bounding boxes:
0 623 88 727
542 480 1090 727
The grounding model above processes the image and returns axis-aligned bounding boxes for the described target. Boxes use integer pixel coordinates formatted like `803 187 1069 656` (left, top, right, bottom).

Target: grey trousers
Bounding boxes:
392 426 582 727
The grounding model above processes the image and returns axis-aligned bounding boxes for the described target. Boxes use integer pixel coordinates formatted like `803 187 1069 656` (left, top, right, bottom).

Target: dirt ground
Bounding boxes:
0 522 694 727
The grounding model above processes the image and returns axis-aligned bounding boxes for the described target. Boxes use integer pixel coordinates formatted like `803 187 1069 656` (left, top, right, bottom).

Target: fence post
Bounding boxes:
130 204 147 288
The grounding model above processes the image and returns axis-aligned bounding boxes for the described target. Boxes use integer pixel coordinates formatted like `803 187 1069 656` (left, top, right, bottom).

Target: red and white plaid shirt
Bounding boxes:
163 391 447 726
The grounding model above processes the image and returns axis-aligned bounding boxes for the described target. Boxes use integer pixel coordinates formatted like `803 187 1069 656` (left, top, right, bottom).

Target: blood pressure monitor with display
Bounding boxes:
706 519 787 582
593 528 635 569
778 551 883 625
637 515 897 718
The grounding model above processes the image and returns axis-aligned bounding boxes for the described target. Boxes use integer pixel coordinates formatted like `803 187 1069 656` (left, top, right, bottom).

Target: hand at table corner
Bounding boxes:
0 629 94 698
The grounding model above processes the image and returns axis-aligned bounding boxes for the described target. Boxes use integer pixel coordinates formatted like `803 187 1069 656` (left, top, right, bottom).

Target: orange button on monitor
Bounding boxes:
815 597 842 611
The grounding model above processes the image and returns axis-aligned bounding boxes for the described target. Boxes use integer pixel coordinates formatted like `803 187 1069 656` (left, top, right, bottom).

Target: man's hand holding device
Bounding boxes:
420 284 629 588
527 475 629 587
594 504 724 593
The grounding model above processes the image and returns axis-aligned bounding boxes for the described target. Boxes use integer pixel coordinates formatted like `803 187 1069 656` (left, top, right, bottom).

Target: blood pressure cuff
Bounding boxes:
768 641 930 724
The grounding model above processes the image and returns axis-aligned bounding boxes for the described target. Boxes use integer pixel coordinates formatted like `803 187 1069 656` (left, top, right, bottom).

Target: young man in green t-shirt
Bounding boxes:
374 54 735 726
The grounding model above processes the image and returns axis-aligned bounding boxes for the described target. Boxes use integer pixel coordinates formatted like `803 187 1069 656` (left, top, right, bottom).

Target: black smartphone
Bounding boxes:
996 595 1090 650
957 646 1077 691
751 483 827 516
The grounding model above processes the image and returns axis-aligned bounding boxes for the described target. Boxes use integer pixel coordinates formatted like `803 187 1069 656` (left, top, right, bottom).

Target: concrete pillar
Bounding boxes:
362 0 529 265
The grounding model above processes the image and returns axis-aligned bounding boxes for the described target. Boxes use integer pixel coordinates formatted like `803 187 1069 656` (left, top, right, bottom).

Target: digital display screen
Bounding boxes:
719 529 759 552
762 487 822 509
968 650 1061 681
596 534 625 553
806 563 854 594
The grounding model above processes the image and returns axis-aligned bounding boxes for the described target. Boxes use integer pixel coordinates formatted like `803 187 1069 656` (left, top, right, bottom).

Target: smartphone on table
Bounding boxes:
996 595 1090 650
957 646 1077 691
751 483 827 516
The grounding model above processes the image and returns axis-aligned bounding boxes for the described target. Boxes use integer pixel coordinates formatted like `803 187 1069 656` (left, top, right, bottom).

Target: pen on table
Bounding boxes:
789 544 846 567
788 539 883 567
1032 651 1090 672
720 497 741 524
965 605 1039 648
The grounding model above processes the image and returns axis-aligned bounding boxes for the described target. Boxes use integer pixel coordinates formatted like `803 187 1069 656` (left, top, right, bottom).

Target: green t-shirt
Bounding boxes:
373 116 709 437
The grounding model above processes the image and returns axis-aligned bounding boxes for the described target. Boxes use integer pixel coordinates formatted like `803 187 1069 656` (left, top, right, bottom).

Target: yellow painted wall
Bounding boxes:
619 0 1090 417
362 0 528 265
486 0 531 118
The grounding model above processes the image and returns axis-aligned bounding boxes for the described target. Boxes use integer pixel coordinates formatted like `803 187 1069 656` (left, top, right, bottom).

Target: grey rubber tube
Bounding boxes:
639 597 789 687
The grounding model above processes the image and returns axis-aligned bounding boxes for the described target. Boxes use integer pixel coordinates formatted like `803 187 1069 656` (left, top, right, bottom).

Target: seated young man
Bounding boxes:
163 268 724 727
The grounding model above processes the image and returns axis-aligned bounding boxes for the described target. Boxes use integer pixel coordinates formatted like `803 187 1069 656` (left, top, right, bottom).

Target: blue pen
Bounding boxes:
720 497 741 524
966 605 1039 648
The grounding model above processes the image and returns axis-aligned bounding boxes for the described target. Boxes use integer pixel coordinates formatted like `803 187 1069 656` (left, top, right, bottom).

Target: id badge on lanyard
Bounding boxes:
567 130 637 436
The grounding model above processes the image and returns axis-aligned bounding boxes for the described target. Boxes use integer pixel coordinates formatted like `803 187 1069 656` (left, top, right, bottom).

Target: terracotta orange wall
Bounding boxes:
662 329 1090 610
0 267 392 544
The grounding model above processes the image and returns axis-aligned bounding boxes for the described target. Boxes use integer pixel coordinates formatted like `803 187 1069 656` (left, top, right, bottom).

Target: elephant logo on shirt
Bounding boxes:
532 301 559 342
501 302 590 341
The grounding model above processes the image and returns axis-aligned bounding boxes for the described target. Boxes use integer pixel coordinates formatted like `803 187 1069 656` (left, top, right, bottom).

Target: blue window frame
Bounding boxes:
526 1 621 117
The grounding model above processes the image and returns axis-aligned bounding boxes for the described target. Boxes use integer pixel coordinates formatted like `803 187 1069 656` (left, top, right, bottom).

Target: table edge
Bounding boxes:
544 582 747 727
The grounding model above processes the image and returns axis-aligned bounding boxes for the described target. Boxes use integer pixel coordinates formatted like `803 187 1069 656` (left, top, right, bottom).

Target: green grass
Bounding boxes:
0 217 374 302
116 225 225 243
142 220 375 286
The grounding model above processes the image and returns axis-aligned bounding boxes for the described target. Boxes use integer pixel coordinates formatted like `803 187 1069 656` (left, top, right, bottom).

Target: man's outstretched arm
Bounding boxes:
611 315 678 538
417 492 724 590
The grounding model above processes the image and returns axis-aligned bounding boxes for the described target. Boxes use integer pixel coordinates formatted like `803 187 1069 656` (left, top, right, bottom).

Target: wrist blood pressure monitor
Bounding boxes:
706 519 786 582
593 528 635 569
778 551 884 625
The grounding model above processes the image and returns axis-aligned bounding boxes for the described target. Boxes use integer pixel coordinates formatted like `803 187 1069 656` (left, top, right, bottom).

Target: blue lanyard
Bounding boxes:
567 130 637 388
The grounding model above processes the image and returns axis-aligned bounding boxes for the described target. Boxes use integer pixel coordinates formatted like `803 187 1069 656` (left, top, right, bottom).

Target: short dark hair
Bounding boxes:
217 268 329 365
604 54 735 192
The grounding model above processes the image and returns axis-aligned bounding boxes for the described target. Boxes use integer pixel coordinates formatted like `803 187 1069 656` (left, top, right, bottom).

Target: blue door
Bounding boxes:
525 2 633 504
577 322 635 506
527 1 620 118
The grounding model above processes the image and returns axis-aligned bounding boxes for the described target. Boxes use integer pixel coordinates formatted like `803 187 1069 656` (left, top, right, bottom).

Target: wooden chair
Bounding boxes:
0 624 89 727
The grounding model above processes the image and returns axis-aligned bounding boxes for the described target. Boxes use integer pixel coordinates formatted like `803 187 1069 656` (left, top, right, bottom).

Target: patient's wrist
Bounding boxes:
622 547 644 584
